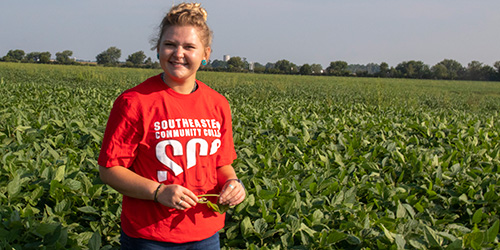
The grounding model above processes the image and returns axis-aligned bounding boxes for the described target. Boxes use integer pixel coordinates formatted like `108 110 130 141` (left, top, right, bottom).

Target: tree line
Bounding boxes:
1 47 159 69
2 47 499 81
214 57 500 82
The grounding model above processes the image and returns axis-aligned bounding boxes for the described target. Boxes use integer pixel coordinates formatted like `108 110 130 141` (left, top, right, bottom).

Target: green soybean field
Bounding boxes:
1 62 499 250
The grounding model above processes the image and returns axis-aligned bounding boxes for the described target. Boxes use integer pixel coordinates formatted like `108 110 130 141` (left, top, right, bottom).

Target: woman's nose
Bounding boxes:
173 46 184 58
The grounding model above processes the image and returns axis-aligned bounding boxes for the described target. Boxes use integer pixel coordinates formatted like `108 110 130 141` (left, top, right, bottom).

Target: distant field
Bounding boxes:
1 62 499 249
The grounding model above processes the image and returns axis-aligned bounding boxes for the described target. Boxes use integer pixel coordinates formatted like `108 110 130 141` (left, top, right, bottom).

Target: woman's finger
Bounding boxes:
227 189 246 206
219 180 245 205
158 184 198 209
180 192 198 207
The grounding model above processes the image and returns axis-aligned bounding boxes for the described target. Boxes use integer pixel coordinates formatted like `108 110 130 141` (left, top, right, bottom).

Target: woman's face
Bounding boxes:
158 25 209 85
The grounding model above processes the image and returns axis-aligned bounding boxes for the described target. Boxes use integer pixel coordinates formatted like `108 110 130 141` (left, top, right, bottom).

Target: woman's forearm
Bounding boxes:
216 164 238 185
99 165 159 201
217 164 245 206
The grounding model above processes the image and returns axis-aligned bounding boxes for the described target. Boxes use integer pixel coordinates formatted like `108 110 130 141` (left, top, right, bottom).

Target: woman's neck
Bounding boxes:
161 73 197 94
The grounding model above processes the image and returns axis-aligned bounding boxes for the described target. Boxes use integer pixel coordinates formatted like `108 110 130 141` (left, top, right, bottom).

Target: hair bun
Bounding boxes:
153 2 213 49
169 3 208 22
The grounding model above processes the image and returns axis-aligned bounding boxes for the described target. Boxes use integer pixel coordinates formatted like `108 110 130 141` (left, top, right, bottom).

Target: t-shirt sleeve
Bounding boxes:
98 94 143 168
216 100 237 167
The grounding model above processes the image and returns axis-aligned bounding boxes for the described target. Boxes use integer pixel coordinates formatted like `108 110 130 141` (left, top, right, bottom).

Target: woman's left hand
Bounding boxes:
218 179 246 206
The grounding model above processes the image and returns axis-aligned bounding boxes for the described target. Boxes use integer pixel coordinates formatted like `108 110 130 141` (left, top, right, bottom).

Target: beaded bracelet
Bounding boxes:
153 183 163 202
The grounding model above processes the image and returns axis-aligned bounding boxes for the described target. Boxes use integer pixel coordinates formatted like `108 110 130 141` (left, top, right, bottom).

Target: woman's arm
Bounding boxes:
99 166 198 209
217 164 246 206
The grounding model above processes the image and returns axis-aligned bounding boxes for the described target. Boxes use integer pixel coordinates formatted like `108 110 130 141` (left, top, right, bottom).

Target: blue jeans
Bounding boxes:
120 231 220 250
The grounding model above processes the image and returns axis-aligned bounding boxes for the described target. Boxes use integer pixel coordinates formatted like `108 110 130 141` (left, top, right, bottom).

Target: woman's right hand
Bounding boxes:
156 184 199 210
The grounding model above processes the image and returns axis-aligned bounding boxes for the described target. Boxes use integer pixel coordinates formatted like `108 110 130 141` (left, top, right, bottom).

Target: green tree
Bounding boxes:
311 64 323 75
227 56 244 71
389 67 398 77
366 63 380 75
275 59 294 74
395 60 430 79
3 49 25 62
348 63 380 76
56 50 74 64
142 57 160 69
378 62 389 77
252 62 266 73
482 65 496 81
265 63 279 74
96 46 121 65
465 61 496 81
126 51 147 66
26 51 50 63
326 61 349 76
299 64 312 75
434 59 464 80
465 61 483 80
431 64 448 79
25 52 41 63
242 57 250 71
494 61 500 73
290 63 299 74
39 52 51 63
211 59 227 70
492 61 500 81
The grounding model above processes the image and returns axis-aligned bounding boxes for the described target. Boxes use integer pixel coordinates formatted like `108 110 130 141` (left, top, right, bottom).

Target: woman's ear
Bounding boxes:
204 47 211 61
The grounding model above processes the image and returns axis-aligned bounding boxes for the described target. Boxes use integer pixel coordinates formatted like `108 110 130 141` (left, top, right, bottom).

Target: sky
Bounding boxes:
1 0 499 68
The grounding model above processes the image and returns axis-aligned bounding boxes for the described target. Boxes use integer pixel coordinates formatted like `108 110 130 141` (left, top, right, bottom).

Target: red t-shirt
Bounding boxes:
98 74 237 243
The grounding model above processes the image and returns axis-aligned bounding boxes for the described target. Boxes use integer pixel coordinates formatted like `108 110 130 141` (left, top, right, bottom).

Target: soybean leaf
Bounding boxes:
77 206 99 215
29 186 44 206
396 201 406 218
88 231 101 250
300 223 316 238
472 209 483 224
43 224 62 246
464 231 484 250
197 194 229 214
240 217 254 238
210 201 229 214
486 220 499 243
327 230 347 244
257 189 275 200
394 234 406 249
346 235 361 245
254 218 268 237
424 225 443 248
53 165 65 182
36 223 60 237
7 174 21 198
445 239 463 250
402 203 416 218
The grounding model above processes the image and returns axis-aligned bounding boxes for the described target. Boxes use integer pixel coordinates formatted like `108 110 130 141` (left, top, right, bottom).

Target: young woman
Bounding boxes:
98 3 245 249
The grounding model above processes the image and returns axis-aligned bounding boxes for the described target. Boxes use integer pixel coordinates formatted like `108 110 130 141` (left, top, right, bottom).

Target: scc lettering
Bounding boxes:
156 138 221 176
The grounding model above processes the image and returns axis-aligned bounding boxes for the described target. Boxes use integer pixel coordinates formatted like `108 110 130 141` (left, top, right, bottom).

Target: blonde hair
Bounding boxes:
153 3 213 49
